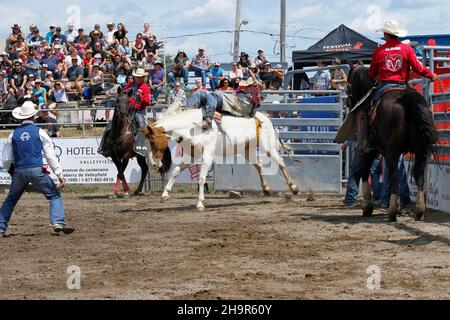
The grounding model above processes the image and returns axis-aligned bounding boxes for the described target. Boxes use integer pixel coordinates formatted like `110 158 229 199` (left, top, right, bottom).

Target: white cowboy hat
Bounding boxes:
13 101 38 120
132 68 146 77
377 20 407 37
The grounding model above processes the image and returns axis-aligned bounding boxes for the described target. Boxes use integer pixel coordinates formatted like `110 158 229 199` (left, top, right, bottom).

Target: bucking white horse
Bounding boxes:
142 107 299 210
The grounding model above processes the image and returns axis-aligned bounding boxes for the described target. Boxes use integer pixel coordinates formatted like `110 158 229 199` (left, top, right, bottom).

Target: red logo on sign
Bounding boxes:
353 42 364 50
385 54 403 72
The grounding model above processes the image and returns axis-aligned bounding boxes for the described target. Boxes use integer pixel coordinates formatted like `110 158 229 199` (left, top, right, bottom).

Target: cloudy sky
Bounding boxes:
1 0 449 64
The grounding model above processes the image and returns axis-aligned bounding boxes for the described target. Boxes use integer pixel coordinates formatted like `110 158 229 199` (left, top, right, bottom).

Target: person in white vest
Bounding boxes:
0 101 75 236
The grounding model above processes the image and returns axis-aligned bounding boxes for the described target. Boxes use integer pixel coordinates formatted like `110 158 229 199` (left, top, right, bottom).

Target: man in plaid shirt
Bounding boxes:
190 47 211 87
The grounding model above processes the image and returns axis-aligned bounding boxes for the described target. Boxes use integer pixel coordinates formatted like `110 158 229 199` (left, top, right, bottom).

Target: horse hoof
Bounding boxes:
263 188 272 197
134 191 145 197
291 185 299 195
109 194 118 199
415 212 424 222
388 213 398 222
123 193 130 199
197 204 205 211
161 196 170 203
362 204 374 217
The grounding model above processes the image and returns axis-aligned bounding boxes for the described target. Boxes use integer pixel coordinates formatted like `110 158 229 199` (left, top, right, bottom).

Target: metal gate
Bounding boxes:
214 89 344 193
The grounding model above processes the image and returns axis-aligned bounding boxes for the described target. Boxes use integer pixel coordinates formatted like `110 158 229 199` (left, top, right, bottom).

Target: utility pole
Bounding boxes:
280 0 286 63
233 0 242 62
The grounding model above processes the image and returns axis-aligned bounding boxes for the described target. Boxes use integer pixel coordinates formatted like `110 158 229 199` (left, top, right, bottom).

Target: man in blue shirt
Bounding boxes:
209 62 225 91
0 101 75 236
51 27 67 45
41 47 61 80
45 25 56 43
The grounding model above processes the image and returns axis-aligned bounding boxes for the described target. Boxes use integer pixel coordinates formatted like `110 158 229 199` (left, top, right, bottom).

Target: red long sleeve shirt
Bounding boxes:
368 38 434 83
124 81 151 111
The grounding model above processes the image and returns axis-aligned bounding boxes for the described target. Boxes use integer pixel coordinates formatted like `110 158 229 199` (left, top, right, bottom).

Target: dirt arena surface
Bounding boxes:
0 190 449 300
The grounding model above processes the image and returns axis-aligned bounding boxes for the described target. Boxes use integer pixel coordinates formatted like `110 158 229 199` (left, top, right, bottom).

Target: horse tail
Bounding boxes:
399 92 439 146
159 147 172 175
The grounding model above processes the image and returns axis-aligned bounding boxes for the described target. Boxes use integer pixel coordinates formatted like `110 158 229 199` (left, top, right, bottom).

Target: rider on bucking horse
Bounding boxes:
356 20 438 153
98 67 151 158
187 72 264 128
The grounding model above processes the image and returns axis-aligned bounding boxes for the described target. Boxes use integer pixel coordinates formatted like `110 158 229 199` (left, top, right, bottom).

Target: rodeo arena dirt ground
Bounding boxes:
0 187 449 300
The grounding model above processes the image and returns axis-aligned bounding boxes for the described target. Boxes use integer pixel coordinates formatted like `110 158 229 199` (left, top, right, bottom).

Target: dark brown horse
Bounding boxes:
347 66 439 222
108 90 149 197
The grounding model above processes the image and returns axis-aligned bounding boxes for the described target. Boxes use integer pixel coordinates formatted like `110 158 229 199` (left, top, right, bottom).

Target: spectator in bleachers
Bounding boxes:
34 39 47 60
190 47 211 87
65 47 81 73
35 104 61 137
167 81 187 106
64 23 77 44
124 73 134 87
312 61 331 90
118 38 132 61
24 52 40 78
104 22 116 49
193 78 207 93
45 25 56 43
271 64 284 89
0 71 7 103
209 62 225 91
29 29 44 47
149 61 165 105
114 23 128 46
12 34 28 58
73 28 85 44
74 35 89 57
132 33 146 61
48 82 68 122
89 31 106 52
52 38 67 55
109 54 122 78
103 78 120 121
330 58 347 91
168 50 189 88
39 64 53 85
8 60 27 98
32 79 47 106
81 50 93 78
89 24 104 40
65 57 84 96
229 62 243 89
1 52 12 71
142 23 155 42
25 25 37 45
8 24 25 48
89 63 104 104
145 36 159 56
249 63 260 81
116 66 128 87
219 78 234 92
140 51 156 72
91 51 107 74
238 52 253 68
259 62 273 89
52 27 67 45
254 50 269 68
41 47 61 80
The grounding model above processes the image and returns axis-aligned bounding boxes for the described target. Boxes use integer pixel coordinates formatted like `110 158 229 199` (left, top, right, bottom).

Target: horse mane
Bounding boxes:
159 146 172 175
348 67 375 101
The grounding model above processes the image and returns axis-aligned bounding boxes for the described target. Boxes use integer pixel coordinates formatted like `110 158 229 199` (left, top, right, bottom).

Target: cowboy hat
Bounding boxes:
13 101 38 120
377 20 407 37
132 68 146 77
239 78 257 87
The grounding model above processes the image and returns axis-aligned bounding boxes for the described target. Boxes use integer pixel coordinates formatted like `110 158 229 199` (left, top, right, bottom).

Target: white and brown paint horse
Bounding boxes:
142 108 299 210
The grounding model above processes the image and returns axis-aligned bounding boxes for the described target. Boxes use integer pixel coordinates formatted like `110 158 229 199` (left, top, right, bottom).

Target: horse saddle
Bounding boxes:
369 86 409 125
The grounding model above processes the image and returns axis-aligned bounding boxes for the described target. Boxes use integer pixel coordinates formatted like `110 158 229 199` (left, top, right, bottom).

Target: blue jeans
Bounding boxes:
192 66 208 86
372 82 406 101
344 141 379 204
152 86 163 103
168 68 189 86
210 79 220 91
370 158 383 202
380 156 411 207
0 167 65 231
187 90 222 119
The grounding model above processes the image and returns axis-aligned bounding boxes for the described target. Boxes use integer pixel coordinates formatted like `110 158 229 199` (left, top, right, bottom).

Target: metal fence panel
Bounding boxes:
214 156 342 193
